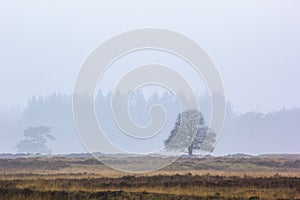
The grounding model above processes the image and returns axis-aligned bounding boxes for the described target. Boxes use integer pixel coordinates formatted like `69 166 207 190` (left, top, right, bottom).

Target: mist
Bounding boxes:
0 0 299 155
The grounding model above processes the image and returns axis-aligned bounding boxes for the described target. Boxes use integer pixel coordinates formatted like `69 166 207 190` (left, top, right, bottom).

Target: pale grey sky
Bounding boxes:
0 0 300 113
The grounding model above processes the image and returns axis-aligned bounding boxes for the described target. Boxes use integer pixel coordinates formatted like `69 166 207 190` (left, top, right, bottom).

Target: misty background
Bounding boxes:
0 0 299 155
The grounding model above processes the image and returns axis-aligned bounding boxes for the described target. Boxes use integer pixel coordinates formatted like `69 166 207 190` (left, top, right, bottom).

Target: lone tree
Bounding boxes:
15 126 55 154
165 109 216 156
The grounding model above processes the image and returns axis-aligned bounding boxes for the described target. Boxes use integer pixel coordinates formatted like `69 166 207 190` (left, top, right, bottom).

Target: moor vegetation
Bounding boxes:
0 155 299 199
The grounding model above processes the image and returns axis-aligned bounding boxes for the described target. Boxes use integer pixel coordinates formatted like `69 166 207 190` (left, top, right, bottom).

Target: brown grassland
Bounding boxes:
0 155 299 199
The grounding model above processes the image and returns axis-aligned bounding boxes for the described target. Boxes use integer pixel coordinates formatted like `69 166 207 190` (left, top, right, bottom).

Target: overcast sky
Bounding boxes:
1 0 300 113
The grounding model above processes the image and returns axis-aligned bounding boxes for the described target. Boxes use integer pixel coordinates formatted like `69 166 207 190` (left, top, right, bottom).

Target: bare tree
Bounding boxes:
165 109 216 156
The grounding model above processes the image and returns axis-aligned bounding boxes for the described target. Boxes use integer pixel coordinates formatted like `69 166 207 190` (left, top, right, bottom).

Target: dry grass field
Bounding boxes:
0 154 299 199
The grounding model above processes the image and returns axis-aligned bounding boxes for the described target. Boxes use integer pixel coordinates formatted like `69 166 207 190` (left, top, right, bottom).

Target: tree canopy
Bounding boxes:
15 126 55 154
165 109 216 156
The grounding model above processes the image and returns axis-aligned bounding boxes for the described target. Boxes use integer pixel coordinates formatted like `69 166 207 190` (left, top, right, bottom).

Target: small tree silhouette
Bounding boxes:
15 126 55 154
165 109 216 156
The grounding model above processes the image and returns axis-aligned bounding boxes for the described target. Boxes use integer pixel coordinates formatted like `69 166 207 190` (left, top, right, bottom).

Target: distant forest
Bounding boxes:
0 92 299 154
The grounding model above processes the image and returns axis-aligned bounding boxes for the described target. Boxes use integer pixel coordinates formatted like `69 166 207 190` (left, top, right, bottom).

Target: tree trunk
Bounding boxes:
188 146 193 156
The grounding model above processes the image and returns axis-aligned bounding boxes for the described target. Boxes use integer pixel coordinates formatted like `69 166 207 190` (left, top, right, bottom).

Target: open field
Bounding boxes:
0 154 299 199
